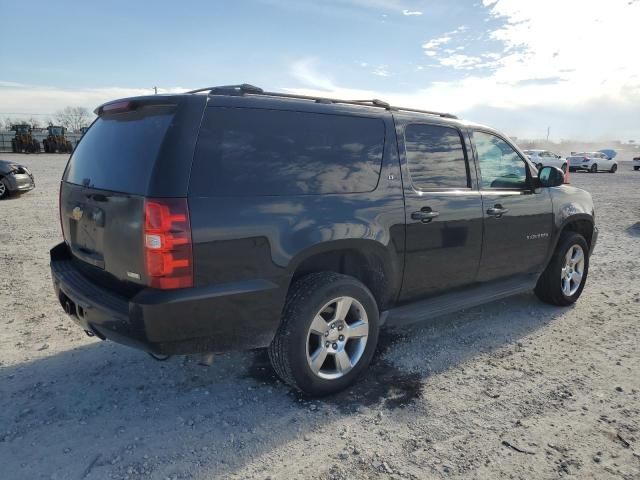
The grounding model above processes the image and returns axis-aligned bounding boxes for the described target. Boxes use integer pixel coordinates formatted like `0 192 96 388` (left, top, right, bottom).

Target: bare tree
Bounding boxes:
28 117 40 129
54 106 92 132
4 117 31 130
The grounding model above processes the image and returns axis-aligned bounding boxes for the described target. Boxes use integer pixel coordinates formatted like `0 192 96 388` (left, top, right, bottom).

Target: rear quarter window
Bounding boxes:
63 105 175 195
190 107 385 196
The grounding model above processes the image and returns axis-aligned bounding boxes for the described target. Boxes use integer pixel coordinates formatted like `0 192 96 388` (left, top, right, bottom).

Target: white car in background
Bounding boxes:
523 150 568 172
633 156 640 171
567 152 618 173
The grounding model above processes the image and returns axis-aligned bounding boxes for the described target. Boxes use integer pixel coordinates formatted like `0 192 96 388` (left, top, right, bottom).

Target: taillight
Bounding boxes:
143 198 193 289
59 182 64 240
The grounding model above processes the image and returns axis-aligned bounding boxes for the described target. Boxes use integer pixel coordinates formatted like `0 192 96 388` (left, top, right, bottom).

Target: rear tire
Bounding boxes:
635 166 640 171
590 164 598 173
609 164 617 173
535 232 589 306
268 272 380 396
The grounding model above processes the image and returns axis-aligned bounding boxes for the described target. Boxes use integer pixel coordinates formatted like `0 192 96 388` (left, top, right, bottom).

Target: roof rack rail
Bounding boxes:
394 107 458 120
350 99 391 108
186 84 458 119
185 83 264 95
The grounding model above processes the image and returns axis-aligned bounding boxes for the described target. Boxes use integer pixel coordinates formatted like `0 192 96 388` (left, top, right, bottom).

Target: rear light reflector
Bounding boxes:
143 198 193 289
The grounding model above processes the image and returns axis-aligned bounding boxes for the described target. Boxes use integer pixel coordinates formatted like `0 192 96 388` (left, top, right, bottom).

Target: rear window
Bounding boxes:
63 105 174 195
190 107 385 196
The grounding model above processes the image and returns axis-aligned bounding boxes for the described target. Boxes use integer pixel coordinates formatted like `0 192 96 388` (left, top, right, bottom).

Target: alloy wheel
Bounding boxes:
561 245 585 296
305 296 369 380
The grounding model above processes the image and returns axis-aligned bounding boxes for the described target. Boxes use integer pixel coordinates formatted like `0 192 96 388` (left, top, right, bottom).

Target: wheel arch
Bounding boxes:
556 214 595 246
539 214 595 279
287 240 401 310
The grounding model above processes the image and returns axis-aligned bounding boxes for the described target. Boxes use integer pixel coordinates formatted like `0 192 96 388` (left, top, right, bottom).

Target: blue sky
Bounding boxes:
1 0 639 141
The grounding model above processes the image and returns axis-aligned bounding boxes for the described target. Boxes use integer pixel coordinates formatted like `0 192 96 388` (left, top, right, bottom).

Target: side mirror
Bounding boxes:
538 166 564 187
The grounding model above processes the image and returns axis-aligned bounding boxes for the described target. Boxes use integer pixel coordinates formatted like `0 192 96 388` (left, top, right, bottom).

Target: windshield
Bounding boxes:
49 127 63 135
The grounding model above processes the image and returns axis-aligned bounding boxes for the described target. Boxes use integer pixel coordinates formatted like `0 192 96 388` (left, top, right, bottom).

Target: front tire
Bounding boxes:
635 166 640 171
268 272 380 396
590 164 598 173
535 232 589 306
0 178 9 199
609 163 617 173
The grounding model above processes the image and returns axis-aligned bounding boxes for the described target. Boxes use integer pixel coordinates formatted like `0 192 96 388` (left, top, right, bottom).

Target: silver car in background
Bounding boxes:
568 152 618 173
523 149 568 172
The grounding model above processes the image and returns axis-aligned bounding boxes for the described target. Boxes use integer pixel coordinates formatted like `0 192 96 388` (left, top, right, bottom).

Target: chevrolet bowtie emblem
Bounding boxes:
71 206 83 221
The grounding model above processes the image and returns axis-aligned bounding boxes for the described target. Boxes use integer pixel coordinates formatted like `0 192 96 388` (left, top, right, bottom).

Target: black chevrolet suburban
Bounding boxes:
51 84 597 395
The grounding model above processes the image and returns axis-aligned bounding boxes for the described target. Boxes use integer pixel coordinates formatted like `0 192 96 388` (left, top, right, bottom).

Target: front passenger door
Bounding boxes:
472 131 553 282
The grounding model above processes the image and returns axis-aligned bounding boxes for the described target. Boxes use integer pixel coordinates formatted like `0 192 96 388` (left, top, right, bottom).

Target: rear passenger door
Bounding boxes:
471 130 553 282
397 121 484 302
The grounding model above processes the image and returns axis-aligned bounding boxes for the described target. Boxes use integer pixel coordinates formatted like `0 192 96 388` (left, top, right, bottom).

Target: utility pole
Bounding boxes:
153 86 158 95
546 126 550 142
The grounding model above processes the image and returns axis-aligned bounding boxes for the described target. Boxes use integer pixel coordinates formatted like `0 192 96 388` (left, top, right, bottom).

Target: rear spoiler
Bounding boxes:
94 97 178 116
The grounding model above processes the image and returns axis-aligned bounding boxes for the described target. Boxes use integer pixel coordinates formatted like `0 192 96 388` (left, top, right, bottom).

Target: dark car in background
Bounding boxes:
50 84 597 396
0 160 35 199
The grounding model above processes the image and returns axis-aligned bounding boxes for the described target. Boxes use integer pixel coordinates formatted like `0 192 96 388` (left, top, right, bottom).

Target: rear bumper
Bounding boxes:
50 243 285 355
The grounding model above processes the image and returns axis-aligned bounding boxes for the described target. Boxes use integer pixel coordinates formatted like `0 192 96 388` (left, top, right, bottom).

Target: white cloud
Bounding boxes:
0 81 26 88
421 35 451 51
416 1 640 113
421 25 470 58
284 0 640 140
402 9 423 16
290 58 338 90
372 65 391 77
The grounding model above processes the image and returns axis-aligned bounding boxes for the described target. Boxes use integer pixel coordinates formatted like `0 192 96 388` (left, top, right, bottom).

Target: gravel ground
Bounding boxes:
1 153 639 480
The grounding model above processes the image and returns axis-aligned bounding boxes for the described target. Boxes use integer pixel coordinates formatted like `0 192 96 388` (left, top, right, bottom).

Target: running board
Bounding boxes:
382 276 538 327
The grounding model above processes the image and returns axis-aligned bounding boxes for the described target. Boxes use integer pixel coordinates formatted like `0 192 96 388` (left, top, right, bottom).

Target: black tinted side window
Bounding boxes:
404 124 469 189
190 107 385 196
473 131 527 190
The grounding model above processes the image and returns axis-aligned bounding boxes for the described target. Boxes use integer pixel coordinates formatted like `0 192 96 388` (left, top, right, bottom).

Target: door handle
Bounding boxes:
486 205 509 217
411 209 440 222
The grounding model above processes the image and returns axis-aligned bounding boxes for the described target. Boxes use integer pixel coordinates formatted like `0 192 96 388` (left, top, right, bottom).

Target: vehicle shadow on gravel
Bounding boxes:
249 292 567 411
0 292 567 478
